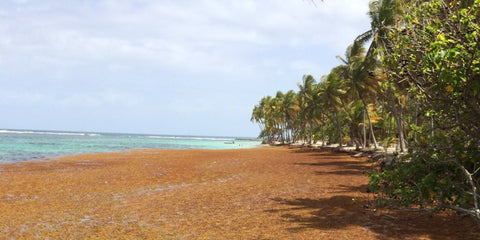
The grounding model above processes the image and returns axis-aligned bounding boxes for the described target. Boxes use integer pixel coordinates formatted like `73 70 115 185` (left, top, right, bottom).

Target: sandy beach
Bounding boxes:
0 147 478 239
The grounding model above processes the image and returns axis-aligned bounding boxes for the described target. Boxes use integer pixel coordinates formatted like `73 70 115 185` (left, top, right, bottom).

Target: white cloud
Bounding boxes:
11 0 29 4
1 0 370 73
0 91 54 106
0 89 142 109
169 97 213 116
0 0 372 136
290 60 324 75
60 91 142 108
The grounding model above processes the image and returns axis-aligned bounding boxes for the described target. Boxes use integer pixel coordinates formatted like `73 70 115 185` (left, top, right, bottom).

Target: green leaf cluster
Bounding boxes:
377 0 480 220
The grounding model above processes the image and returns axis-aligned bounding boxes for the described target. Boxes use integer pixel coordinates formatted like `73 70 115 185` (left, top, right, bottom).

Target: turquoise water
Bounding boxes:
0 129 261 163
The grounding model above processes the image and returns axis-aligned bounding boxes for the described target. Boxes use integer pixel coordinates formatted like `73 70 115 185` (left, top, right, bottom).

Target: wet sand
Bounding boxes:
0 147 478 239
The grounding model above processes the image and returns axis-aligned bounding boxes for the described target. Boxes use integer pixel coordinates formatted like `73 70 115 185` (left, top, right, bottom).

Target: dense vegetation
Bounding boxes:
251 0 480 221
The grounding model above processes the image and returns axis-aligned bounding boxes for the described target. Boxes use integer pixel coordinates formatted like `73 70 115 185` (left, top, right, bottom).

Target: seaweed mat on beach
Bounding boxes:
0 147 478 239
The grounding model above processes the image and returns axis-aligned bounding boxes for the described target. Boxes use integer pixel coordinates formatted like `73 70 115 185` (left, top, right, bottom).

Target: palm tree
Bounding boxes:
271 91 284 143
282 90 299 143
337 41 381 149
344 99 365 150
251 98 267 132
318 70 345 147
356 0 406 151
297 75 318 144
251 95 277 143
356 0 401 62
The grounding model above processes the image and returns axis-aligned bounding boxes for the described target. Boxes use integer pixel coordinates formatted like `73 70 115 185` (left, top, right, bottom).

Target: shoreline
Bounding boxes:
0 147 477 239
0 146 267 166
0 129 263 163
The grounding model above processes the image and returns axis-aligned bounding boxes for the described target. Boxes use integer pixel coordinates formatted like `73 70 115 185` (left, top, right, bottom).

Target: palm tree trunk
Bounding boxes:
414 98 418 143
321 115 325 146
360 95 378 149
363 108 367 148
334 111 343 147
288 128 292 144
388 86 406 152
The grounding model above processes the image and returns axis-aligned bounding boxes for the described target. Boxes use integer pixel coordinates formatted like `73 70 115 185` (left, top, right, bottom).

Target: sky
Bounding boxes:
0 0 371 137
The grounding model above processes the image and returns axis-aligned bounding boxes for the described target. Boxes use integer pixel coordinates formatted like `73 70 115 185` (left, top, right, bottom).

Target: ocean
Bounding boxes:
0 129 262 163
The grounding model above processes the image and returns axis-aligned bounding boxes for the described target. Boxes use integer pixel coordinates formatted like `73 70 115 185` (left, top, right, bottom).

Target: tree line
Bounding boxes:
252 0 480 221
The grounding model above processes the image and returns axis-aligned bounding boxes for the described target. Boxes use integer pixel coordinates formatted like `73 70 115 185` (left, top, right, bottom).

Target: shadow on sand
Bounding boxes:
266 149 480 239
295 154 369 177
268 195 479 239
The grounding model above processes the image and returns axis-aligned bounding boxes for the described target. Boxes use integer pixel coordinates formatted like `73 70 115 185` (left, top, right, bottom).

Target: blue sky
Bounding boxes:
0 0 370 137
